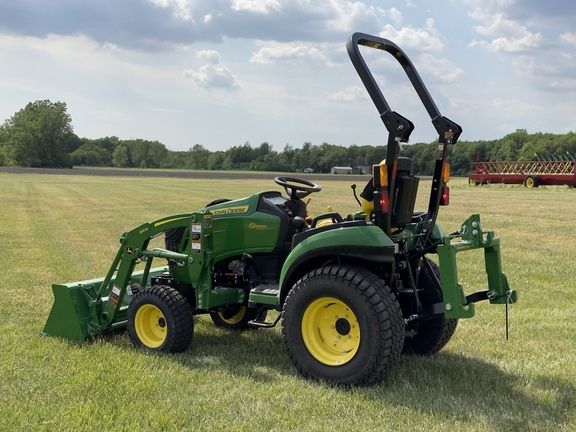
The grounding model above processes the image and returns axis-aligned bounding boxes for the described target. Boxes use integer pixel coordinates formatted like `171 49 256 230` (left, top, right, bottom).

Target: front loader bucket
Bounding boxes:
43 267 168 341
43 282 96 341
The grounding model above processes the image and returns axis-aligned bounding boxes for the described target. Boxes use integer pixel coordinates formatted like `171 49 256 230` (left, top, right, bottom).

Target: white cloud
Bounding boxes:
418 54 463 84
231 0 282 14
379 18 444 52
469 13 543 53
184 50 241 90
463 0 515 20
492 97 541 117
385 7 403 28
560 32 576 47
149 0 194 21
327 86 366 103
514 52 576 92
197 50 222 64
0 0 376 50
251 41 337 66
322 0 380 33
547 78 576 91
461 0 576 96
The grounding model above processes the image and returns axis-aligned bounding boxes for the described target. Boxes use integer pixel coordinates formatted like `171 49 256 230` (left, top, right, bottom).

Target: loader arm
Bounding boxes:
43 212 202 340
95 214 195 330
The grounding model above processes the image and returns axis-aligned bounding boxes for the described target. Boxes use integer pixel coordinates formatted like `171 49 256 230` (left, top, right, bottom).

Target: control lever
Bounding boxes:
351 184 361 206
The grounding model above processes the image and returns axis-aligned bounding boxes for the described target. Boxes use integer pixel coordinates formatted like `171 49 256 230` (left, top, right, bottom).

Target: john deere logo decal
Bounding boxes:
211 205 249 216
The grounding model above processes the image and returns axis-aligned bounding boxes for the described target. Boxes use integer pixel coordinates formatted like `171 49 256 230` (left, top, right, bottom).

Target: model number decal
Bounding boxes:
249 222 267 230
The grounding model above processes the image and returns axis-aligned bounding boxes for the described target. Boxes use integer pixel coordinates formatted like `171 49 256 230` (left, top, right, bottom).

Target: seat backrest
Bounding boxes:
283 198 307 219
391 157 419 226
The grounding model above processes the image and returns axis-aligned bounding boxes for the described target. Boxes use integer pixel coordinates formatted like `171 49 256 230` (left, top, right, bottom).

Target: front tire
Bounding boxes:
127 286 193 353
282 265 404 386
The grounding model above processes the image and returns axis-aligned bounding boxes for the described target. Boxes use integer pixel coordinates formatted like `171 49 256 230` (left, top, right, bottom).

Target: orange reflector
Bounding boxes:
373 164 388 187
443 162 450 183
440 186 450 206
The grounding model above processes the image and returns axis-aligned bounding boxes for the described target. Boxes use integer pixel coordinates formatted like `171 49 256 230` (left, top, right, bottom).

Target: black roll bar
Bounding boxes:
346 32 462 237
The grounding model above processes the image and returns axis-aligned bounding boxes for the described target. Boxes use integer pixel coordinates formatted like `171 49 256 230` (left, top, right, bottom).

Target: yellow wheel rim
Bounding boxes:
218 306 246 325
301 297 360 366
526 177 534 188
134 304 167 348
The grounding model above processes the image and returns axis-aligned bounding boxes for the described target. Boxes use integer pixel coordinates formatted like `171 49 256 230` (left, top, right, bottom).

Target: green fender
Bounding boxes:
278 224 396 298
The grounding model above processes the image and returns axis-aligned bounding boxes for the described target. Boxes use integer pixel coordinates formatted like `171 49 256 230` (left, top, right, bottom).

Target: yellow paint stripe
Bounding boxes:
154 216 189 227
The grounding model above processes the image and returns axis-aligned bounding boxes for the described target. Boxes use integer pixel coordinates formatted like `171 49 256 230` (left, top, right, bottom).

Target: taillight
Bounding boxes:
375 190 390 213
440 186 450 206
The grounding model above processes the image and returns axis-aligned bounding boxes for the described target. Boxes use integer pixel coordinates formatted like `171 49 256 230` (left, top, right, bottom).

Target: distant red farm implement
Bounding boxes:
469 153 576 187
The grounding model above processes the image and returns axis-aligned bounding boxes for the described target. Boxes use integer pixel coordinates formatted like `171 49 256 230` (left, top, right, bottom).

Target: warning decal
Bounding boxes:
108 285 121 307
191 223 202 253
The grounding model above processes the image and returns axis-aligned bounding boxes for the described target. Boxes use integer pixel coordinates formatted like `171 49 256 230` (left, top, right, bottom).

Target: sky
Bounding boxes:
0 0 575 152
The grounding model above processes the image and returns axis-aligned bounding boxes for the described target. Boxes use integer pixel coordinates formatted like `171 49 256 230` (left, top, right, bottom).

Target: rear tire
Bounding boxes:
210 305 267 330
282 265 404 386
402 259 458 355
127 286 193 353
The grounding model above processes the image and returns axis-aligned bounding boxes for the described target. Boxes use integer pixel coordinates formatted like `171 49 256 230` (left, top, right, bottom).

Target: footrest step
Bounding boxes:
250 283 279 296
248 313 281 329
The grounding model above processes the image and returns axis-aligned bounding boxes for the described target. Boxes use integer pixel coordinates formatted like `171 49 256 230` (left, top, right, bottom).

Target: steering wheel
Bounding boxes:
274 176 322 199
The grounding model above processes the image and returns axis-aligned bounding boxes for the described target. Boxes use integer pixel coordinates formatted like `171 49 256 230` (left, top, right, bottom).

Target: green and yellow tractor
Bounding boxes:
44 33 517 386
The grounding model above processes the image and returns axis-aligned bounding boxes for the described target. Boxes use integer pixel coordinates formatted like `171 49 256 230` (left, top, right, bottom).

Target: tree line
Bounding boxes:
1 100 576 176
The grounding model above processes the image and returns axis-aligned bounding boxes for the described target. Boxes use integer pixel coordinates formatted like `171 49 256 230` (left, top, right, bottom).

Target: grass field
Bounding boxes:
1 172 575 431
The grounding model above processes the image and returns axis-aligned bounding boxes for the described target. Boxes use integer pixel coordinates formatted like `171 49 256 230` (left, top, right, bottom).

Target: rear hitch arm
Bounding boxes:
436 214 518 319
